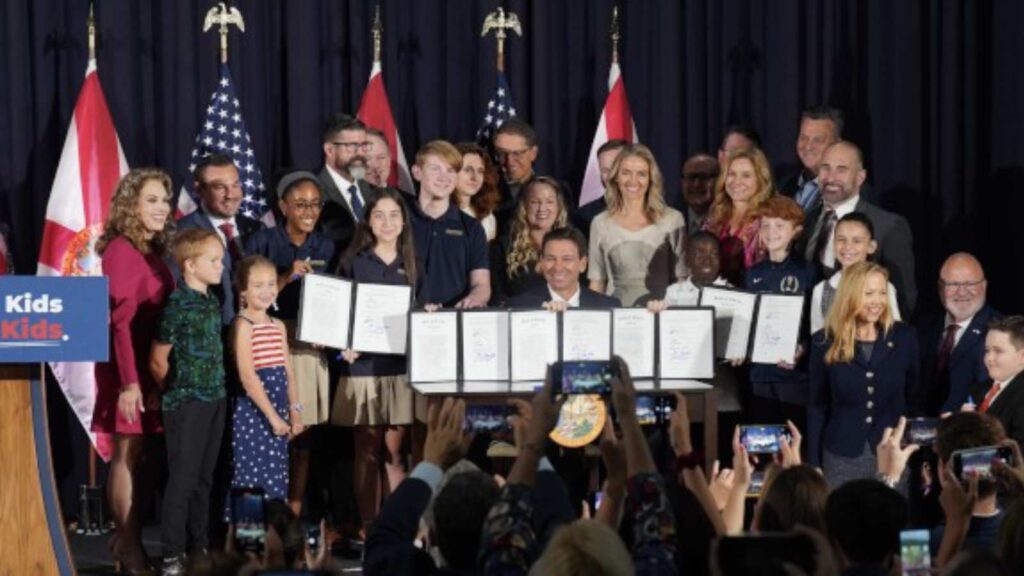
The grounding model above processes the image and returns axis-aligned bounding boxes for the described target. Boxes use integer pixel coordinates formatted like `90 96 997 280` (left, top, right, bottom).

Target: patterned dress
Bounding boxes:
229 318 290 502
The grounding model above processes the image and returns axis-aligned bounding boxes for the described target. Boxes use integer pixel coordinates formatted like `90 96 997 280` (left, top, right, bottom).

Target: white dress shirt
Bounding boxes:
548 285 581 308
325 165 366 217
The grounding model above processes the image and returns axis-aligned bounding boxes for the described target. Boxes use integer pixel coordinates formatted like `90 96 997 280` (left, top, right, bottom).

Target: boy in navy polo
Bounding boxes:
745 195 814 427
408 140 490 308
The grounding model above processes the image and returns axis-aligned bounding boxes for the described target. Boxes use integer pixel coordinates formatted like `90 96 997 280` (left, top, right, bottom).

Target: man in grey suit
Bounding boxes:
177 153 263 325
317 114 378 269
804 141 917 316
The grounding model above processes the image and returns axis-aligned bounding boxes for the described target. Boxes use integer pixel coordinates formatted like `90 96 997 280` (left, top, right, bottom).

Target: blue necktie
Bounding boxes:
349 184 364 222
796 180 819 210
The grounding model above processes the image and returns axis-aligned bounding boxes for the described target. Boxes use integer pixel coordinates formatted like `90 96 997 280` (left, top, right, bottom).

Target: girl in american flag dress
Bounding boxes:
228 256 304 502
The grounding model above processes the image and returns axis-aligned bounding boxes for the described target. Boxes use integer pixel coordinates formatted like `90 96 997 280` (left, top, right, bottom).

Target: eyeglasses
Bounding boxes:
332 141 372 152
939 279 985 292
494 147 532 161
289 201 324 212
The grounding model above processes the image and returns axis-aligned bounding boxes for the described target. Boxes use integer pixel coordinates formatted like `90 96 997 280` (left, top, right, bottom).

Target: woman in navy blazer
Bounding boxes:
807 261 920 487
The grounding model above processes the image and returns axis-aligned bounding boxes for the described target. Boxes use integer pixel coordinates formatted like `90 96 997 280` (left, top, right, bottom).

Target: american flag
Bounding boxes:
475 72 517 145
178 63 271 224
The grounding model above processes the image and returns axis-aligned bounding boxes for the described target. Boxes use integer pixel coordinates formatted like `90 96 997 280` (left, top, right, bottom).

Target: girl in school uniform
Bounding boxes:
332 188 420 538
228 255 303 502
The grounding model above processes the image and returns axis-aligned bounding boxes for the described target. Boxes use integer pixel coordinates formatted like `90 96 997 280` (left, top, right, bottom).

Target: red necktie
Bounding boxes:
979 381 1002 413
935 323 959 376
218 222 242 261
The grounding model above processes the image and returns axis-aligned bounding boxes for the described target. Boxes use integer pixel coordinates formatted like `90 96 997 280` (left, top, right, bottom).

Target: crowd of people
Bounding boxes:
90 107 1024 575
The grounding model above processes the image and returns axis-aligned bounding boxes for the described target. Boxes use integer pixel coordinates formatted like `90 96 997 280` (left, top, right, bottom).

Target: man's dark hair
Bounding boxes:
597 138 629 157
321 113 366 144
542 226 588 259
494 118 537 147
432 471 500 571
988 315 1024 350
721 124 762 149
801 105 845 137
836 211 876 240
826 480 907 566
193 153 237 184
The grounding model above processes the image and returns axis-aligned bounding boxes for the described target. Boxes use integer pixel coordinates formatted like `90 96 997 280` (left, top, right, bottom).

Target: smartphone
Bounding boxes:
951 445 1014 481
635 396 658 425
899 529 932 575
713 533 817 575
551 360 618 396
745 470 766 498
904 417 939 446
464 405 514 433
231 487 267 554
739 424 791 454
306 524 321 551
589 490 604 512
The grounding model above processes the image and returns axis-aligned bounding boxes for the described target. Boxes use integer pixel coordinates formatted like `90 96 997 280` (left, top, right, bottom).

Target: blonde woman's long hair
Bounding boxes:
604 143 667 223
706 147 775 231
506 176 568 279
824 261 896 364
96 168 174 256
528 520 633 576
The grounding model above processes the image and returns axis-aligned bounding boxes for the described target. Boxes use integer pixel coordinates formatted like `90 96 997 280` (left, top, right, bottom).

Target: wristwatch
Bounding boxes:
289 402 304 413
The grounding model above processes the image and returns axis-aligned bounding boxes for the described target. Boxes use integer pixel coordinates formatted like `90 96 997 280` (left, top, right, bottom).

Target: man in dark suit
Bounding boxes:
803 141 918 316
573 139 627 237
969 316 1024 447
317 113 378 269
508 226 620 309
917 253 1001 414
176 153 263 325
777 106 842 210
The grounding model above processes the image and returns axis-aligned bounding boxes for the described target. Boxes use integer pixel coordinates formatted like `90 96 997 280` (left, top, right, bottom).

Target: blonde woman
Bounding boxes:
702 147 774 286
588 144 686 306
807 261 920 487
492 176 569 304
93 168 175 572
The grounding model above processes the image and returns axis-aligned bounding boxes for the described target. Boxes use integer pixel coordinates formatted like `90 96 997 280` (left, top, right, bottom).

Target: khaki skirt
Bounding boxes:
282 319 330 426
331 374 414 426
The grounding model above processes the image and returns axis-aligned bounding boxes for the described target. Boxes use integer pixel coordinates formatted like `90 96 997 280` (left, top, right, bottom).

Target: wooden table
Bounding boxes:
410 379 719 473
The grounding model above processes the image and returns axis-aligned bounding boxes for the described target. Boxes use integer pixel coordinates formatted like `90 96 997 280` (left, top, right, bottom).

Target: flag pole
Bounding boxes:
372 4 383 64
481 7 522 73
86 1 99 490
203 2 245 64
610 4 620 65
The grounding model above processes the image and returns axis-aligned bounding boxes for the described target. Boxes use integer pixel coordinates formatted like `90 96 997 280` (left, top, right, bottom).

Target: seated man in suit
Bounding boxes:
804 140 917 316
508 226 621 310
177 153 263 325
967 316 1024 446
918 253 1000 414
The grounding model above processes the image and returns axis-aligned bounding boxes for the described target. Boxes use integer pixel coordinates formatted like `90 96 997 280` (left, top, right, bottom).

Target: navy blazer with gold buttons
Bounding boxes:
807 321 920 467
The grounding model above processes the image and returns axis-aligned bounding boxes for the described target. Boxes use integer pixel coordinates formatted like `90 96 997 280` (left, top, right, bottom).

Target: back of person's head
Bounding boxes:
754 465 829 534
944 548 1010 576
529 519 633 576
934 412 1005 499
826 480 907 567
265 498 304 569
999 498 1024 574
432 469 500 572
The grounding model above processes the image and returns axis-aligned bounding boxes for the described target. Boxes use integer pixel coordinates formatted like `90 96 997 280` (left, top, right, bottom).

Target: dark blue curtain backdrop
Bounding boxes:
5 0 1024 513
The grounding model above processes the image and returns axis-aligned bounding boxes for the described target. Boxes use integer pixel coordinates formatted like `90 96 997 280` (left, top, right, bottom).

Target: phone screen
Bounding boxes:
903 418 939 446
746 470 766 498
900 529 931 575
555 361 616 395
231 488 267 554
739 425 790 454
952 445 1013 481
464 405 513 433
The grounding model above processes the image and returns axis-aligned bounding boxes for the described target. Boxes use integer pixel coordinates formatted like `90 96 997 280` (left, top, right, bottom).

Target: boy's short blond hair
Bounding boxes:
415 140 462 171
171 228 221 269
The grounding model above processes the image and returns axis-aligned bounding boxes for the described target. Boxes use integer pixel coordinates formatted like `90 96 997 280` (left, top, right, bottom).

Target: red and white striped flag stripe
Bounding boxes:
36 60 128 462
357 61 414 194
579 61 639 207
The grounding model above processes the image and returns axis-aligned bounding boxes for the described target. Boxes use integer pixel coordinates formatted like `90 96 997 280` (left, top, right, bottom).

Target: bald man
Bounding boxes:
916 253 1002 414
803 140 918 316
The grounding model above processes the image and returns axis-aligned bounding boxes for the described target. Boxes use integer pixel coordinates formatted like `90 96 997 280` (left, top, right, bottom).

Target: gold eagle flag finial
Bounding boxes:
481 7 522 72
203 2 245 64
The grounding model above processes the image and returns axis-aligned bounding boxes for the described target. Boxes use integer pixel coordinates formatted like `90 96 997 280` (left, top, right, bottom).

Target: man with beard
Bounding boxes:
917 253 1001 414
803 141 917 315
680 153 719 234
318 114 377 269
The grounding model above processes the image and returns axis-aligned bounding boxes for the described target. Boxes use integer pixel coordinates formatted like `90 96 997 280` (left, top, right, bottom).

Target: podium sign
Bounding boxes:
0 276 108 363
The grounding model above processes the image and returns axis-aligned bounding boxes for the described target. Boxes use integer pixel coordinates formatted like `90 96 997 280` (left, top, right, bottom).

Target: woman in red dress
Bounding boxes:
92 168 175 572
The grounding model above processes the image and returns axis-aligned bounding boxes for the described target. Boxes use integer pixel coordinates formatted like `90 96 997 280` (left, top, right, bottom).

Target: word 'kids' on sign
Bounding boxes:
0 276 108 362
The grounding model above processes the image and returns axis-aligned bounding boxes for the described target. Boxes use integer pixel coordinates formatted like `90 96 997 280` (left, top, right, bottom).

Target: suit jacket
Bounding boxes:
507 285 622 309
803 196 917 316
971 372 1024 447
916 305 1001 414
807 322 920 466
317 166 378 269
175 210 262 325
